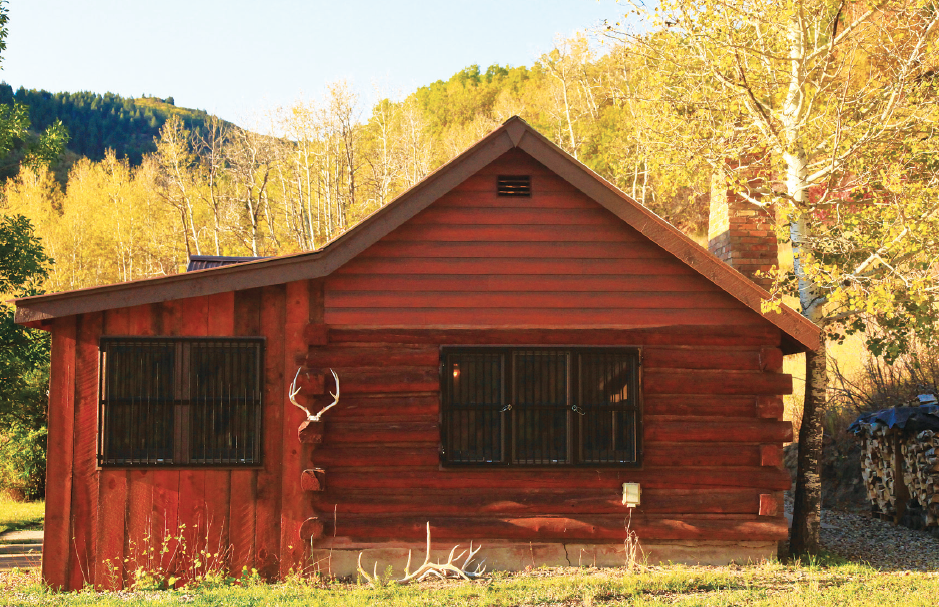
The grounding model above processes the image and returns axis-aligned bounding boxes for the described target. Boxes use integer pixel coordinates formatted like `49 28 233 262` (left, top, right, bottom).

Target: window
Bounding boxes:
98 337 263 467
441 347 641 466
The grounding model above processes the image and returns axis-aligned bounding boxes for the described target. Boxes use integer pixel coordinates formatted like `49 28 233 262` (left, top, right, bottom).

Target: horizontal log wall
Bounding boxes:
299 325 791 549
308 149 792 555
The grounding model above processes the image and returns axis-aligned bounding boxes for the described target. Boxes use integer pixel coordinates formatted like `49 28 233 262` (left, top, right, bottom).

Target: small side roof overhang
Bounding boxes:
12 117 821 354
186 255 265 272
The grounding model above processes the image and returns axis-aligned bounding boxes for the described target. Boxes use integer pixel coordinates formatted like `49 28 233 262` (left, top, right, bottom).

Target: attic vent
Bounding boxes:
497 175 531 197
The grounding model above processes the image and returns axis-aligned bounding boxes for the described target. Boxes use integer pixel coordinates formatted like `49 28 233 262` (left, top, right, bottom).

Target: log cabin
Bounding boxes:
13 117 820 589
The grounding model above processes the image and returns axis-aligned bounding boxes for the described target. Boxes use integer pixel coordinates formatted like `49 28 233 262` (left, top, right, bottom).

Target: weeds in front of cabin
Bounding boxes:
4 558 939 606
623 510 646 573
105 516 245 591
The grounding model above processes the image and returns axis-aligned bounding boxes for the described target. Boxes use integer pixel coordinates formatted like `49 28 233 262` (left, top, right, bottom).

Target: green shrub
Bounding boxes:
0 421 46 499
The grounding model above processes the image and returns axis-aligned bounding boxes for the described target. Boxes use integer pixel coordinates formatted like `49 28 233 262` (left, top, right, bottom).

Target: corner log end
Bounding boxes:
301 468 326 492
298 420 324 445
300 516 325 543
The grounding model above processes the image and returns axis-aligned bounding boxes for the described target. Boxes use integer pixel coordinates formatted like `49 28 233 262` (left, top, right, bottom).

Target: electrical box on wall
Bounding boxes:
622 483 641 508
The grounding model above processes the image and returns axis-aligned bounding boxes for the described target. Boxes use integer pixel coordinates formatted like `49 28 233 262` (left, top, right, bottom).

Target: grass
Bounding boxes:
1 558 938 606
0 498 43 536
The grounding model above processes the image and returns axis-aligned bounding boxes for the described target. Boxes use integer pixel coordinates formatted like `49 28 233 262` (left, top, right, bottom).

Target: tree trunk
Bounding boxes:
790 339 826 556
785 144 827 557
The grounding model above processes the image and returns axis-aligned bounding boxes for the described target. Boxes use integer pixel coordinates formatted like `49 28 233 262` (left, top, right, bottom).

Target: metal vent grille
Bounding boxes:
497 175 531 197
98 337 263 467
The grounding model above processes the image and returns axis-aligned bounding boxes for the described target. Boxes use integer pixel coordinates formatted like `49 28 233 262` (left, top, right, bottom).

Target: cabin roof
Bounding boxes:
12 117 821 353
186 255 265 272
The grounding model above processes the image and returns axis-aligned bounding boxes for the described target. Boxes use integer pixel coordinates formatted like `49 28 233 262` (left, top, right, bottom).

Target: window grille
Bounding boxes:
497 175 531 197
98 337 263 467
441 347 641 467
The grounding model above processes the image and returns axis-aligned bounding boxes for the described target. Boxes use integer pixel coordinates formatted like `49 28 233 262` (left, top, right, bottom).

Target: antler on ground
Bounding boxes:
357 522 485 586
289 368 340 421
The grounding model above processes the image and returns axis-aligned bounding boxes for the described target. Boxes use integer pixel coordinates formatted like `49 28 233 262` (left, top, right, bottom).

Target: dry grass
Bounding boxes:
2 558 939 606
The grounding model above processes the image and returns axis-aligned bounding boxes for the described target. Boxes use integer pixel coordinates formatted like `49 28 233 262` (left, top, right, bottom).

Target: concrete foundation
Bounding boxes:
308 539 778 578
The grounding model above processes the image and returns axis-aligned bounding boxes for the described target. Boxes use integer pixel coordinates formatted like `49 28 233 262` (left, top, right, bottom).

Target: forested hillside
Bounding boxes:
0 85 225 166
1 35 714 295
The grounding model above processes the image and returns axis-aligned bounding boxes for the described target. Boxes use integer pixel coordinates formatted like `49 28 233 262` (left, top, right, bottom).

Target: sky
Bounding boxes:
3 0 630 128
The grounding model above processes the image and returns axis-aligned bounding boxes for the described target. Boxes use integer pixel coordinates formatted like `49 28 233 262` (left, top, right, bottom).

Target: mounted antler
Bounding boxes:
289 368 340 421
358 522 485 586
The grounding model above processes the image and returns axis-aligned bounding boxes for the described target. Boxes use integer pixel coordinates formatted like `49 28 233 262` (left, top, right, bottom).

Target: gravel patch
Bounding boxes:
786 494 939 570
819 509 939 571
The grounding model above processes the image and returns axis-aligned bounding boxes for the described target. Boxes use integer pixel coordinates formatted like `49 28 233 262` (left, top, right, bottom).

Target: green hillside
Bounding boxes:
0 84 231 166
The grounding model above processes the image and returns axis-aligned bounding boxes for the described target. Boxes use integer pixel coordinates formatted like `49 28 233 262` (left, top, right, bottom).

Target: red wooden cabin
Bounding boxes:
14 117 819 590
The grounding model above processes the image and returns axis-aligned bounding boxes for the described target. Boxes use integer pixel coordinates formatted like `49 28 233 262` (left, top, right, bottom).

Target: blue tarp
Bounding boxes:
849 402 939 435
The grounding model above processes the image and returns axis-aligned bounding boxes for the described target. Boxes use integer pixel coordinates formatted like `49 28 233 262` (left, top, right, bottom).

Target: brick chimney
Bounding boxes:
707 169 778 291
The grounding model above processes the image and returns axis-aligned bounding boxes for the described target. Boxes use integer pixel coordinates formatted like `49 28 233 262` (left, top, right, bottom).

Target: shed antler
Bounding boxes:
289 368 340 421
358 522 485 586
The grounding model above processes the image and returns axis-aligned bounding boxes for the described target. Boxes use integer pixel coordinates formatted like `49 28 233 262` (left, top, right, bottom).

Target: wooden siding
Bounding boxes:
299 327 791 548
325 149 766 329
45 284 317 589
43 148 793 589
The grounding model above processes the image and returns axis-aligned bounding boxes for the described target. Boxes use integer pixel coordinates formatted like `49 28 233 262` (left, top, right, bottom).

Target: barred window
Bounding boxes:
441 347 641 466
98 337 263 467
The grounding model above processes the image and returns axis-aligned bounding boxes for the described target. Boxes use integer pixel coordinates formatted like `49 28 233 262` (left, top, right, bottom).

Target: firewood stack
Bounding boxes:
901 430 939 526
851 401 939 528
857 424 898 516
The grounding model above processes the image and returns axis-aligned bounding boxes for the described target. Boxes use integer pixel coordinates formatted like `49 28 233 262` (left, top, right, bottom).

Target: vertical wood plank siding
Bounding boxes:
67 311 102 589
122 304 156 588
176 296 210 580
204 292 235 575
42 316 76 589
229 288 261 576
255 285 286 578
47 282 314 588
45 148 794 588
279 280 313 576
94 308 130 588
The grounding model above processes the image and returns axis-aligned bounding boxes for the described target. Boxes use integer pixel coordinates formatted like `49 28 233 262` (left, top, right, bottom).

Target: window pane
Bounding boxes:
513 409 569 465
513 350 568 408
189 341 262 465
99 338 263 467
579 352 638 464
513 350 569 464
440 347 640 468
445 352 503 463
101 341 175 465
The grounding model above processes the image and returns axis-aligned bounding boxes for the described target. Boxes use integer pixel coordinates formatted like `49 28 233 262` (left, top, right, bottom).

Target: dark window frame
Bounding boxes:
97 336 265 468
440 346 642 468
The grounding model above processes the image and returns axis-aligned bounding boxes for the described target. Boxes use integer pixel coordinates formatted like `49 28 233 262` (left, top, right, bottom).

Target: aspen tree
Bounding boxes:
223 126 277 256
609 0 939 554
155 115 202 256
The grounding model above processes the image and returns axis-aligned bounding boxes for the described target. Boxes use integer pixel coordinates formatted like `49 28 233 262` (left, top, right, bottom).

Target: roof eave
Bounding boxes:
12 116 821 353
511 125 820 353
12 124 516 325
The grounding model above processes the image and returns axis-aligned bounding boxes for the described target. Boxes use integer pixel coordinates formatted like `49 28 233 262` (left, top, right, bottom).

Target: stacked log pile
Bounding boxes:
852 403 939 528
901 430 939 527
858 425 897 517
